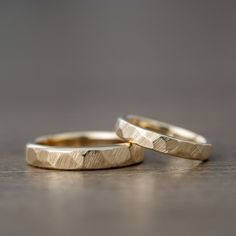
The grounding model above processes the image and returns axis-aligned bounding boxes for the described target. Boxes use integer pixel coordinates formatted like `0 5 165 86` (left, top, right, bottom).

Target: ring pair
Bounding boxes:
26 115 212 170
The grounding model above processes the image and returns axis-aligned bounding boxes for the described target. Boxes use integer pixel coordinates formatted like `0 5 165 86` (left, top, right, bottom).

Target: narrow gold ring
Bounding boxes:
26 131 144 170
115 115 212 161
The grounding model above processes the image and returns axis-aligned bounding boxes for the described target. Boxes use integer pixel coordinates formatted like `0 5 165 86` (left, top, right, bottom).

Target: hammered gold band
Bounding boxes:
115 115 212 161
26 131 144 170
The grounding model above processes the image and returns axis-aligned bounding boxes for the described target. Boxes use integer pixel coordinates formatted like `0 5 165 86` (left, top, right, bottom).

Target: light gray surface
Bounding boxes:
0 1 236 236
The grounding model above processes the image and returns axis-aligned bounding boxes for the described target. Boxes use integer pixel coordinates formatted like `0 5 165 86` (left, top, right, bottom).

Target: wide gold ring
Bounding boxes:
26 131 144 170
115 115 212 161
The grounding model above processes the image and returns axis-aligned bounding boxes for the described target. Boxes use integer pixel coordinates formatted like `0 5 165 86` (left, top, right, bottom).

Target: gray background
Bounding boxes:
0 1 235 236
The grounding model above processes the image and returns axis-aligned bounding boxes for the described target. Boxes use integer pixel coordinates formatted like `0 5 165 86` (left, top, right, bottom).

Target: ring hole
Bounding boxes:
37 137 124 147
127 116 206 143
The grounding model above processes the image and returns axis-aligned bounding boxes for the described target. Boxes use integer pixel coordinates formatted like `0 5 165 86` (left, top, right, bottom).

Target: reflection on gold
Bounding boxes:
160 157 202 177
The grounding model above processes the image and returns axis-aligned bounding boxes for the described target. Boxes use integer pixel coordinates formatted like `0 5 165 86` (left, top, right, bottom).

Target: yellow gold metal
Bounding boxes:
26 131 144 170
115 115 212 161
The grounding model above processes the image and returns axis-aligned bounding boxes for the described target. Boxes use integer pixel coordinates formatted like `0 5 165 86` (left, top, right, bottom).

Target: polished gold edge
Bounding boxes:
26 131 144 170
115 116 212 161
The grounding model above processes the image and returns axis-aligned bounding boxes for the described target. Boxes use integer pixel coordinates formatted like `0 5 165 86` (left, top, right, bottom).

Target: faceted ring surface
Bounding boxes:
26 131 144 170
115 115 212 161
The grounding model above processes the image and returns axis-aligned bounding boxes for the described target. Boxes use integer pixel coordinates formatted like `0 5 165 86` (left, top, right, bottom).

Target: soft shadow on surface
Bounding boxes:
1 151 225 236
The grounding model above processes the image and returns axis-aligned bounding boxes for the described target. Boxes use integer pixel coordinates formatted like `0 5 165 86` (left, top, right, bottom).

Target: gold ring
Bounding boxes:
115 115 212 161
26 131 144 170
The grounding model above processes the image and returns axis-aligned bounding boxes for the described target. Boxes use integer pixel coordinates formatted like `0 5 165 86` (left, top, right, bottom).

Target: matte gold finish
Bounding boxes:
115 115 212 161
26 131 144 170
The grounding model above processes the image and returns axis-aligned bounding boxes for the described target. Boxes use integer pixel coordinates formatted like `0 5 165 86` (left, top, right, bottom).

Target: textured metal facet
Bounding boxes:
26 132 144 170
115 116 212 161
